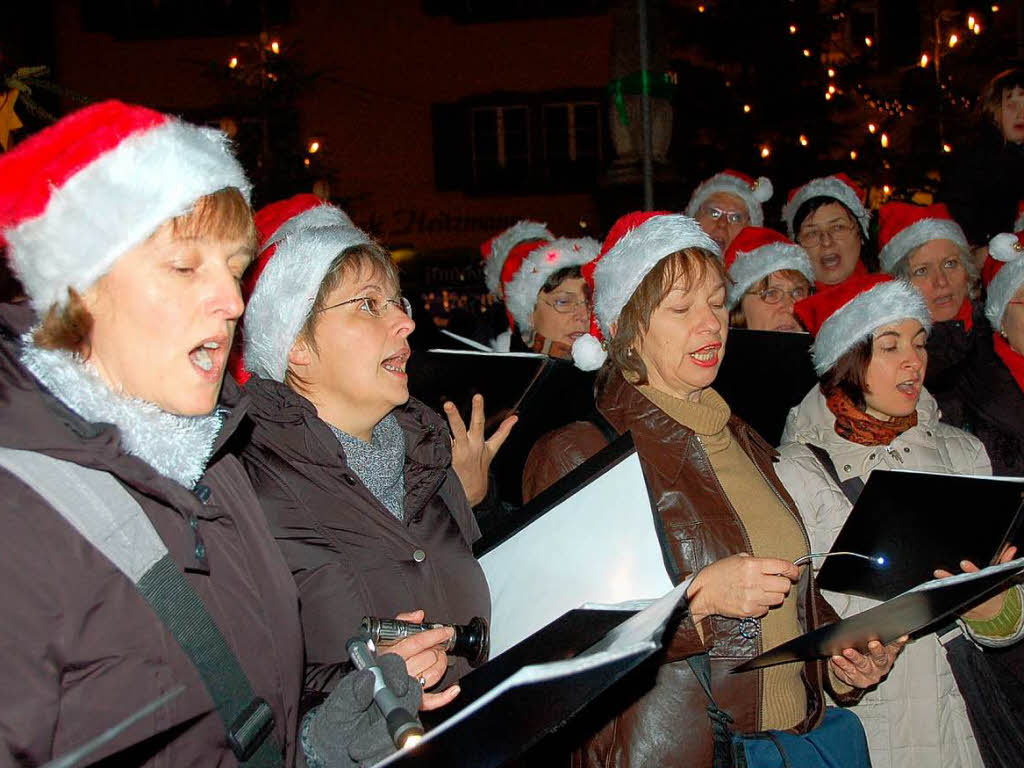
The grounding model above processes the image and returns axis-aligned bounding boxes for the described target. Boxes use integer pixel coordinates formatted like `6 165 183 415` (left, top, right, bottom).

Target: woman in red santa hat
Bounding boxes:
0 101 417 767
524 211 897 768
500 236 599 358
776 273 1021 768
723 226 816 332
782 173 874 290
232 194 501 712
685 169 774 252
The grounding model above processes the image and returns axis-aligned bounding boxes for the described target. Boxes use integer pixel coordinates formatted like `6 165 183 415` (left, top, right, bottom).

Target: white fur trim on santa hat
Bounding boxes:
571 333 606 371
781 177 870 239
265 204 354 250
985 235 1024 329
593 215 719 336
244 223 371 382
684 175 771 227
483 220 554 296
503 237 600 332
810 280 932 376
726 242 815 309
6 120 250 312
879 218 968 274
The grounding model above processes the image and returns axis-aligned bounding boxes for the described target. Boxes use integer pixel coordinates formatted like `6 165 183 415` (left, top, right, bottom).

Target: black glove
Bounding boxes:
302 653 423 768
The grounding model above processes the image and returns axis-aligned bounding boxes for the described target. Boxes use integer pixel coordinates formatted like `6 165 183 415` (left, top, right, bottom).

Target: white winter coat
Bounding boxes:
776 384 992 768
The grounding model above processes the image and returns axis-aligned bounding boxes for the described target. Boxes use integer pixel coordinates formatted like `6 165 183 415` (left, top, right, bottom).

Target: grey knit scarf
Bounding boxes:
329 412 406 520
20 338 222 489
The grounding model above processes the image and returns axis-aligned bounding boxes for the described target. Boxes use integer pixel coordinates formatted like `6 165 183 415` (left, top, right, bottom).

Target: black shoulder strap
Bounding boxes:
805 443 866 506
685 653 737 768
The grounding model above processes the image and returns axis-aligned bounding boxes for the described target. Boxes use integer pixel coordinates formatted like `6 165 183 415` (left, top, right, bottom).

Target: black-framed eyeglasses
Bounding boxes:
698 205 749 226
318 295 413 319
541 296 592 314
797 222 856 248
751 286 810 305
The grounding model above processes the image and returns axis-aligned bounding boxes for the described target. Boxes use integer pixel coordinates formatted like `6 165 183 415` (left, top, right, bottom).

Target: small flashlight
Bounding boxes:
346 635 425 750
793 551 888 567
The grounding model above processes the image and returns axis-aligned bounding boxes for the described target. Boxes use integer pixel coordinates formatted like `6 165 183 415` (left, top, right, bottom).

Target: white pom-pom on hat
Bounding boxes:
753 176 773 203
990 232 1023 262
571 333 606 371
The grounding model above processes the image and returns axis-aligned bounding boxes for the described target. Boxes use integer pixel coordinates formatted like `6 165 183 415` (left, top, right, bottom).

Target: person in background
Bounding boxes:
234 194 498 707
501 237 599 359
724 226 815 332
524 211 898 768
480 220 554 351
940 67 1024 246
684 169 774 252
0 101 413 768
776 274 1021 768
782 173 873 290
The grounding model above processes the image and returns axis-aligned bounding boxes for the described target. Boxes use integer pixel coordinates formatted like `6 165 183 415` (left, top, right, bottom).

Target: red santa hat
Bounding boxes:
877 202 968 274
503 237 600 333
571 211 719 370
239 194 369 382
0 100 251 312
985 231 1024 330
794 273 932 376
722 227 815 309
480 220 554 297
781 173 870 240
684 169 773 227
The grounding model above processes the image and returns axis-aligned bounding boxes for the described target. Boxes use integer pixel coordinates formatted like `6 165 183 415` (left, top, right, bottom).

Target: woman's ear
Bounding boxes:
609 320 618 339
288 335 314 368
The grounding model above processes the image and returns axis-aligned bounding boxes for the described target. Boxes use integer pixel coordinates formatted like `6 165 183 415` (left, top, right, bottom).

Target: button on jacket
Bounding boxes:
236 376 491 694
523 367 858 768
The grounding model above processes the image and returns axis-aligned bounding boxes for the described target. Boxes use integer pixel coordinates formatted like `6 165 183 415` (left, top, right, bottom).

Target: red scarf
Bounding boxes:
825 387 918 446
953 298 974 332
994 332 1024 395
814 259 869 294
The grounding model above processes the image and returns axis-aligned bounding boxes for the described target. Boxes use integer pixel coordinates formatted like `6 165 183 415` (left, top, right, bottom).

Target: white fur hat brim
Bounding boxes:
781 177 870 239
5 120 250 312
243 223 371 381
504 237 600 331
986 257 1024 330
810 280 932 375
879 218 968 274
593 215 719 336
483 220 554 296
726 243 815 309
684 176 771 227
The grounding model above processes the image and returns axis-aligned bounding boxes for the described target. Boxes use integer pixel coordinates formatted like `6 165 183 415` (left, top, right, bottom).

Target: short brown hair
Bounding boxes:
729 269 812 328
33 187 255 355
981 68 1024 130
820 337 873 410
284 241 400 393
608 248 727 384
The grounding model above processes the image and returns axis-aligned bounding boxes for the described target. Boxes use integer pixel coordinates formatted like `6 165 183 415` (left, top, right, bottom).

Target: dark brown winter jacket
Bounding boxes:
523 366 860 768
0 303 303 767
236 376 491 694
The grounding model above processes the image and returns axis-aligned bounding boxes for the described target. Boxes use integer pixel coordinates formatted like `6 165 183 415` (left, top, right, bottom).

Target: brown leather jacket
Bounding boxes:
523 367 859 768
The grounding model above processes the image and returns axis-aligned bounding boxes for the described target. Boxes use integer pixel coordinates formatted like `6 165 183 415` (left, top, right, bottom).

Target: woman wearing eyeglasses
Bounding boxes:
501 237 600 358
782 174 874 291
685 169 774 252
233 195 491 708
724 227 816 332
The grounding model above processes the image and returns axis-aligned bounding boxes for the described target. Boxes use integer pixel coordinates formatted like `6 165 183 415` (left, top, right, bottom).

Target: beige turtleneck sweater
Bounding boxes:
639 384 811 731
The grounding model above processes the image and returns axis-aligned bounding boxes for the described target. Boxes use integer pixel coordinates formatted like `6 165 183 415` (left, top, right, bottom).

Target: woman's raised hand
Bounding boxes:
389 610 460 711
686 553 801 624
934 544 1019 621
445 394 517 506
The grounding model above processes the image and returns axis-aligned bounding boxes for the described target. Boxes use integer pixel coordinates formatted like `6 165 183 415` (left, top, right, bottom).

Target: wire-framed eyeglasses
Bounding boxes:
797 222 856 248
541 296 592 314
750 286 810 305
318 295 413 319
698 205 749 226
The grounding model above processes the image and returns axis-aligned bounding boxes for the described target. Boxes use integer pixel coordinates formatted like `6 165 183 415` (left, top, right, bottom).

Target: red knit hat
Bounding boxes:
985 231 1024 329
0 99 250 311
722 227 815 309
238 194 368 383
781 173 870 239
684 169 773 227
877 202 967 274
571 211 718 370
794 273 931 375
480 220 554 297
